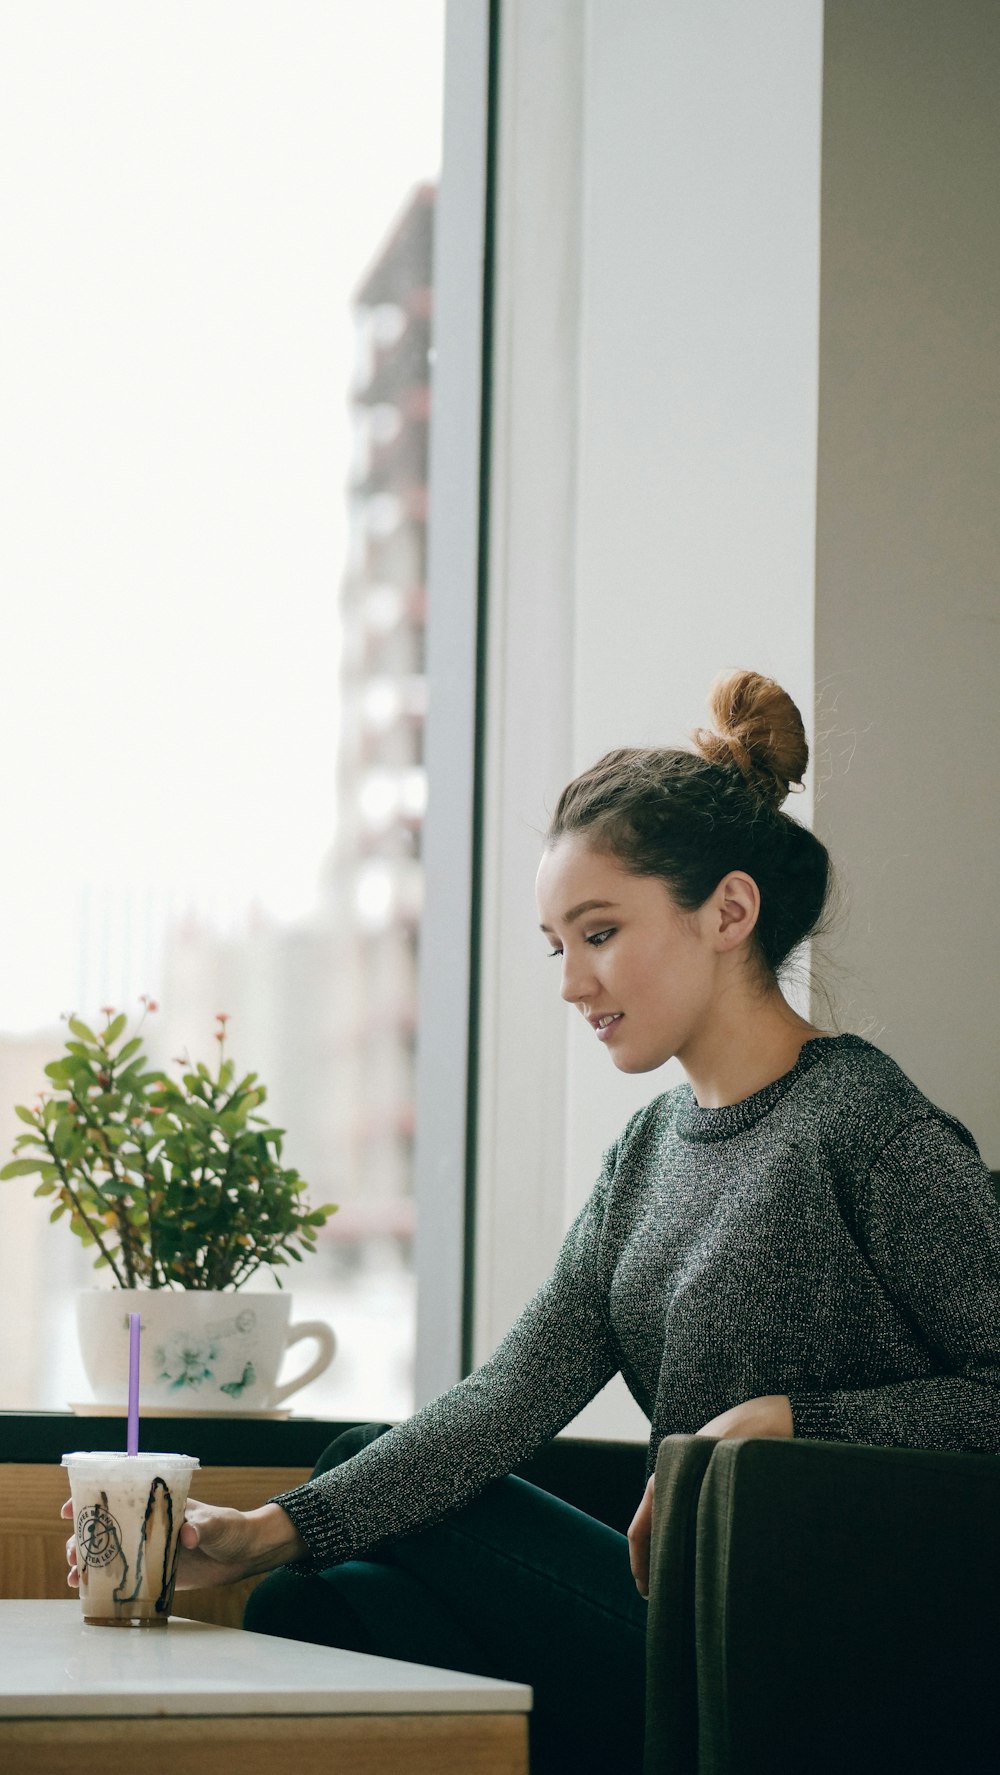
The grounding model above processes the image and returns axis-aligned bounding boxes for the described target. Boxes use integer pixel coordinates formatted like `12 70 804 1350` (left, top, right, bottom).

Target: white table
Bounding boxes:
0 1599 531 1774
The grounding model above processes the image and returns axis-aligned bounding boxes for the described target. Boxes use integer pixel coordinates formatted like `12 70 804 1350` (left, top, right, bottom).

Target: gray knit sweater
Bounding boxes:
273 1035 1000 1568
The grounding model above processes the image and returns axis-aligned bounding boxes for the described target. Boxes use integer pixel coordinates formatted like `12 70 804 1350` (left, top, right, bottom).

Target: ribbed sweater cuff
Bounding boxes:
268 1480 345 1573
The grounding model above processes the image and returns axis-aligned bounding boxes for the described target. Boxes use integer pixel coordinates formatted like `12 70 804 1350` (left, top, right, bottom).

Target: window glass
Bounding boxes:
0 0 445 1418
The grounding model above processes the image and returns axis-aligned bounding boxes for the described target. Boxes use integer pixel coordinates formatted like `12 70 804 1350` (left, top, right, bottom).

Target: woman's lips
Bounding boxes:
595 1013 624 1042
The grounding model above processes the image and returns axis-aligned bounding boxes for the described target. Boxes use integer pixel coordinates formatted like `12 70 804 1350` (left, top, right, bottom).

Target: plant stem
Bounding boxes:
43 1140 128 1287
82 1121 138 1288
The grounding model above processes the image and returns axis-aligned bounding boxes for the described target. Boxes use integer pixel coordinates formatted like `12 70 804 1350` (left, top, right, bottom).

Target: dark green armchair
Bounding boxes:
646 1433 1000 1774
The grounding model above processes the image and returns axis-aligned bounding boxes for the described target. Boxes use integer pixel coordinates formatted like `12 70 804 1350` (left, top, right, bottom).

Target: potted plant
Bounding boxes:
2 1002 338 1414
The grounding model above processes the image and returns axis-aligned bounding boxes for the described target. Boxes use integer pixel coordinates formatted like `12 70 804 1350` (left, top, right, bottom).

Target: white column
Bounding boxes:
472 0 584 1362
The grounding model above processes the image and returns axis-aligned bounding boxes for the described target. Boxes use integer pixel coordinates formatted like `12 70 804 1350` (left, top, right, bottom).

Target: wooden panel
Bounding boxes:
0 1464 312 1629
0 1714 529 1775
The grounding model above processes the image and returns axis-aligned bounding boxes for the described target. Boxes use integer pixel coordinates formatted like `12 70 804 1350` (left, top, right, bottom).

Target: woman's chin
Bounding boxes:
608 1046 663 1075
604 1034 678 1075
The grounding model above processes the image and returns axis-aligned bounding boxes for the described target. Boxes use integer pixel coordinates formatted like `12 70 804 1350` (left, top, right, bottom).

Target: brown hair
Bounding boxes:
546 670 830 979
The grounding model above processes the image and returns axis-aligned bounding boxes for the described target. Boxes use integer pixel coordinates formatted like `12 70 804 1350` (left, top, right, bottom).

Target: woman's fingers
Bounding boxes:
627 1474 655 1599
62 1498 80 1585
65 1532 79 1588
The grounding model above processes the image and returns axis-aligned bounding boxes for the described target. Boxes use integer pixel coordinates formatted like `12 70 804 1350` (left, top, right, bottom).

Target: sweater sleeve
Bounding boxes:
787 1117 1000 1453
268 1153 622 1567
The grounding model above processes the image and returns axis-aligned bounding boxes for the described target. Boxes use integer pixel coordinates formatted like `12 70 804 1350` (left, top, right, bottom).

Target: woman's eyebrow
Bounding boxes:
539 899 620 934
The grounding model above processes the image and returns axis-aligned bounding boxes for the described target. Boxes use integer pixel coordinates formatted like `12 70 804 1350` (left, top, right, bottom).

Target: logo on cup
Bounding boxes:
77 1504 124 1569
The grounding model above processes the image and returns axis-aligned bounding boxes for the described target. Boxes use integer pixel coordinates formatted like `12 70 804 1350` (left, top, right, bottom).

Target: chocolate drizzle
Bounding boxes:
112 1475 177 1613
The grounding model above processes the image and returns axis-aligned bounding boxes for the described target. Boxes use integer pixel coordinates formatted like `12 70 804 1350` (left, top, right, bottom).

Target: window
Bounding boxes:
0 0 446 1418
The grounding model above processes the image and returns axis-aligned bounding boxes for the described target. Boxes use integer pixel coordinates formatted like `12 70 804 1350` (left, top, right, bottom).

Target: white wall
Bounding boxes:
476 0 823 1436
814 0 1000 1161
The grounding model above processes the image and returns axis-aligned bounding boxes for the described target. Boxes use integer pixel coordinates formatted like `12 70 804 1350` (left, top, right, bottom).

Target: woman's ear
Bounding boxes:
712 872 761 951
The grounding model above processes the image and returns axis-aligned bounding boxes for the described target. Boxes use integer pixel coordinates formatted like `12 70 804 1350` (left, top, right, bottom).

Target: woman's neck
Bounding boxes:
679 986 828 1110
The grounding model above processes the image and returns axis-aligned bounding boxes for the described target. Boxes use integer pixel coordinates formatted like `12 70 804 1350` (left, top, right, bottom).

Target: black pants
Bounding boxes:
244 1424 648 1774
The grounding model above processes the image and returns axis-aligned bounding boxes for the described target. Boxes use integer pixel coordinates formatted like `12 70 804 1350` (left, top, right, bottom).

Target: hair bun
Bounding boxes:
691 669 808 809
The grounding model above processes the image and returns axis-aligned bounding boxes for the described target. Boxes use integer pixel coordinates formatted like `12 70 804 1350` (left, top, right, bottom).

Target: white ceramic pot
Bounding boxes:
76 1289 336 1414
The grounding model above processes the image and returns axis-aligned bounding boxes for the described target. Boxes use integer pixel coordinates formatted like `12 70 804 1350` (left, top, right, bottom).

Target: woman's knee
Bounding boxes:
311 1420 393 1479
243 1566 374 1654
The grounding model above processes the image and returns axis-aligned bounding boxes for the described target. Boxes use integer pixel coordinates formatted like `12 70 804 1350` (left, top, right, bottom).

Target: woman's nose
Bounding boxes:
560 950 593 1005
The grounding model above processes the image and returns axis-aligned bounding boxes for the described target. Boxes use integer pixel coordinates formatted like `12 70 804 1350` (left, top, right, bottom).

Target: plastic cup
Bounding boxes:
62 1451 200 1628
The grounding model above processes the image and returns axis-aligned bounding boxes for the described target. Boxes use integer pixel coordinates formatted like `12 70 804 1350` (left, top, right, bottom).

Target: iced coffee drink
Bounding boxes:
62 1451 200 1627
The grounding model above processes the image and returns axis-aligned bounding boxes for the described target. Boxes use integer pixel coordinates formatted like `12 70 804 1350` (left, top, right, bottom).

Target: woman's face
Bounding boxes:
535 835 724 1075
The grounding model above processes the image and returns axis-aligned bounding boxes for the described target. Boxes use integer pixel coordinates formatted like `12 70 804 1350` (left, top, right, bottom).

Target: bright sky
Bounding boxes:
0 0 445 1030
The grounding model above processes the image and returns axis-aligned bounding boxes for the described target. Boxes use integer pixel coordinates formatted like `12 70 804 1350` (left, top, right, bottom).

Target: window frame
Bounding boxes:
412 0 497 1403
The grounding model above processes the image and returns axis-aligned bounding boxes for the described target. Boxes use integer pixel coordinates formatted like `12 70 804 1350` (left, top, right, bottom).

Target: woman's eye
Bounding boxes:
545 929 613 958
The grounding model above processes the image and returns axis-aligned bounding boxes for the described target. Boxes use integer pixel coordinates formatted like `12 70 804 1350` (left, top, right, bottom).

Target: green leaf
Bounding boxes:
103 1013 127 1045
52 1116 77 1159
14 1104 39 1127
97 1174 136 1199
68 1017 97 1044
1 1158 45 1178
10 1133 40 1155
43 1059 74 1084
116 1037 144 1064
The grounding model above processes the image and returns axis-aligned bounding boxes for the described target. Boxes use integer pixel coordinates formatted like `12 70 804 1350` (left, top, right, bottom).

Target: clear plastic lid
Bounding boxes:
61 1451 199 1468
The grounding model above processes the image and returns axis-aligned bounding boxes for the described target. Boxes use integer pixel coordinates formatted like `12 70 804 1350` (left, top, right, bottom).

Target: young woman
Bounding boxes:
66 669 1000 1775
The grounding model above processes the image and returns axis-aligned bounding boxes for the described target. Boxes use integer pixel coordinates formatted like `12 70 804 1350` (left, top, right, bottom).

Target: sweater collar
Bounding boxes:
674 1034 864 1142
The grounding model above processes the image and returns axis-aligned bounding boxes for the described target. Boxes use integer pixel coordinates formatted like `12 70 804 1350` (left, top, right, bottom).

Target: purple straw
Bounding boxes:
127 1312 140 1456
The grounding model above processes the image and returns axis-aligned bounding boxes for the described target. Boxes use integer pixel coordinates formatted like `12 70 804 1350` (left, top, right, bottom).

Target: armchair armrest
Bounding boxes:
686 1437 1000 1773
643 1434 716 1774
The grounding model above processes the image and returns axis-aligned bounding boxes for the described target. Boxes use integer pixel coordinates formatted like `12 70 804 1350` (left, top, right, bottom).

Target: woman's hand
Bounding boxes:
62 1497 308 1592
627 1396 793 1599
695 1393 794 1440
627 1474 656 1600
